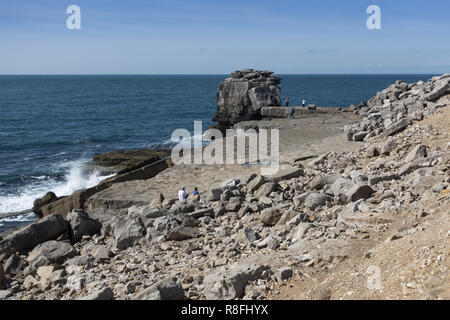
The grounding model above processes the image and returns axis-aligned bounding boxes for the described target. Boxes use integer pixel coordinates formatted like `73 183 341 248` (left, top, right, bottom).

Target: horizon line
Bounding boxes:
0 73 442 76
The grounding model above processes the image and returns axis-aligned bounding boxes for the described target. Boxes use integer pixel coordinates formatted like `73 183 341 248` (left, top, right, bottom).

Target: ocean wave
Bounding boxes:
0 160 112 219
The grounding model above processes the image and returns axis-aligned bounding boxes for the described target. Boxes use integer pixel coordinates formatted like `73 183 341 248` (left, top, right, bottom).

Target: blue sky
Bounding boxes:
1 0 449 74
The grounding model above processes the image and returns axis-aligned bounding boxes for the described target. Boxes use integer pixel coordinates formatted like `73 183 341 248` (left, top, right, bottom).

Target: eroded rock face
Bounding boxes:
66 210 102 243
27 240 77 270
204 264 271 299
0 214 68 262
213 69 281 127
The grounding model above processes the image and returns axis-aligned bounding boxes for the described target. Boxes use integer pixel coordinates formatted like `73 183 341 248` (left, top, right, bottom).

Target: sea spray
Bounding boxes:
0 160 112 231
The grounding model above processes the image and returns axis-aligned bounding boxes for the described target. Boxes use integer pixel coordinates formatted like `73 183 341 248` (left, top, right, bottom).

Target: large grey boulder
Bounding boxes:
0 214 68 261
26 240 77 270
66 210 102 243
331 178 355 198
346 184 375 203
260 208 282 226
383 118 412 137
404 144 427 163
204 264 271 299
305 193 332 210
113 216 146 250
134 277 185 300
166 227 198 241
213 69 281 127
426 81 449 101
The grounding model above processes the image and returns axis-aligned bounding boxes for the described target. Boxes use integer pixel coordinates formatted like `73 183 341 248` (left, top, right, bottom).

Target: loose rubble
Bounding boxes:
0 74 448 300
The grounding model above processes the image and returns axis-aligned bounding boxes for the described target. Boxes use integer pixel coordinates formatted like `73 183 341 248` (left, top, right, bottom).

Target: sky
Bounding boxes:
0 0 449 74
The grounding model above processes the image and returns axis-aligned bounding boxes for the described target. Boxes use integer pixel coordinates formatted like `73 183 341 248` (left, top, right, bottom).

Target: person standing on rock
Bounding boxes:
178 187 188 203
302 99 306 107
285 98 290 107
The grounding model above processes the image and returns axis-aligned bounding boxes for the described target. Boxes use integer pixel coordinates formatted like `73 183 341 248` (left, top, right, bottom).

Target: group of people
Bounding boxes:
178 186 199 203
284 98 306 119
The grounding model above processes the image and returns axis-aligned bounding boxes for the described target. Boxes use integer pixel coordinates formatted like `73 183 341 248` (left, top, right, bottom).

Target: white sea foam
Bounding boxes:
0 160 112 219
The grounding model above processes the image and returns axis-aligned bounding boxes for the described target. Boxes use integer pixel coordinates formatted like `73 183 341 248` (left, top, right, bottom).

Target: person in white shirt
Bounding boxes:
178 187 188 203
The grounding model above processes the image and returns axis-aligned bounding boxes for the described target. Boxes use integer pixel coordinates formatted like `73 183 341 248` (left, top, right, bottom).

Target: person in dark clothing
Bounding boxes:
285 98 290 107
289 106 295 119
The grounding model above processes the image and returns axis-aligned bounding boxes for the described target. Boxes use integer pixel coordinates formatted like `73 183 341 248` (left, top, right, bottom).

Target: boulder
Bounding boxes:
66 210 102 243
90 245 113 263
310 174 340 190
331 178 355 198
166 227 198 241
0 214 68 261
236 227 259 244
128 205 164 219
113 216 146 250
260 208 282 226
383 118 412 137
304 193 332 210
380 139 397 155
426 81 449 101
204 264 270 299
213 70 281 127
3 253 25 275
134 277 185 300
275 267 293 283
255 182 278 198
32 192 58 217
205 187 224 202
247 175 266 193
346 184 375 203
26 240 77 270
65 254 95 268
404 144 427 163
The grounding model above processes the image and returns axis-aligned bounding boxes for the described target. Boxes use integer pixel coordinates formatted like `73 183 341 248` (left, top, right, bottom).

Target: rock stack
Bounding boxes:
213 69 281 129
345 74 450 141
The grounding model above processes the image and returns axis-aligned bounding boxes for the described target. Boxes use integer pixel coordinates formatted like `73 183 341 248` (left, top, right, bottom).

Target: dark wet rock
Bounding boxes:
32 192 58 217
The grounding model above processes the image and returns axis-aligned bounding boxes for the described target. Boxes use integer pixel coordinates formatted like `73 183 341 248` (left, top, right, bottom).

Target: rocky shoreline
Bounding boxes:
0 72 449 300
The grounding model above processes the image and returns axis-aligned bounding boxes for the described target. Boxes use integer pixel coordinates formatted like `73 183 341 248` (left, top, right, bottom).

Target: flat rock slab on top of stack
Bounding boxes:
213 69 281 128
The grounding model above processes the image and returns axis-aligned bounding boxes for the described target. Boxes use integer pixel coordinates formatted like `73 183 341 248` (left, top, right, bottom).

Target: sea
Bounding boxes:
0 74 436 232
